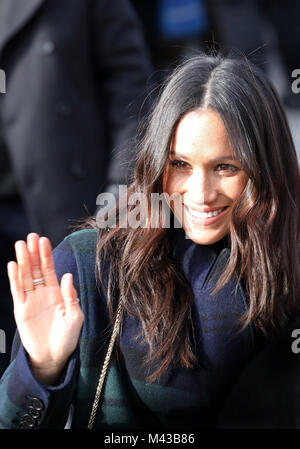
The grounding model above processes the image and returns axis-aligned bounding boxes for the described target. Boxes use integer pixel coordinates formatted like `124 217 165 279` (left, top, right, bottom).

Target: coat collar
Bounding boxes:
0 0 45 54
168 226 256 367
168 226 229 290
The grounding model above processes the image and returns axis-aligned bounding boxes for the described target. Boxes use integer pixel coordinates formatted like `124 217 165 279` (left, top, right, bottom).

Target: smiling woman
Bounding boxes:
125 52 300 356
1 53 300 430
163 109 249 245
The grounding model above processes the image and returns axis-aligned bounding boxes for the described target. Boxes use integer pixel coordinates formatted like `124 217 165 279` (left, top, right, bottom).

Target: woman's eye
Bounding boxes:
169 159 190 169
216 163 239 173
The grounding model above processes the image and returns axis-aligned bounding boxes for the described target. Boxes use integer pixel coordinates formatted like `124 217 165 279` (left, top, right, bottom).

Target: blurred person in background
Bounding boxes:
209 0 300 109
0 0 152 376
130 0 216 86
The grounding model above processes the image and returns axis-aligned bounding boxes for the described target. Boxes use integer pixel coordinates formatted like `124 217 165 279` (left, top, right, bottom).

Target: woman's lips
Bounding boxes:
183 205 229 225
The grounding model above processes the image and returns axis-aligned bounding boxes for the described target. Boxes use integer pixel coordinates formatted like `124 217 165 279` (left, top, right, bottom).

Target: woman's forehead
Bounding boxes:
171 109 235 162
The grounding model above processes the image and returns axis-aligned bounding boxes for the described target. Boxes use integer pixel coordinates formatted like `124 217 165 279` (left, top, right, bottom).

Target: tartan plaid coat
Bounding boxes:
0 228 300 429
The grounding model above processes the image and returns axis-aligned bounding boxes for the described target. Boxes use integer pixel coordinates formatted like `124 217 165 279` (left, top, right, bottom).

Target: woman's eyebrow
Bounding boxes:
169 151 190 161
169 151 236 163
210 155 237 162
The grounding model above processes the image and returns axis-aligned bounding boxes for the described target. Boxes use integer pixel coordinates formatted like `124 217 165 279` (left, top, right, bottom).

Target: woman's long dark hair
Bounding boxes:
81 53 300 382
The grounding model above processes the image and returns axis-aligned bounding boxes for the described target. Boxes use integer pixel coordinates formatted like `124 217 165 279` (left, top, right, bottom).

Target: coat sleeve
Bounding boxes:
90 0 152 185
0 236 81 429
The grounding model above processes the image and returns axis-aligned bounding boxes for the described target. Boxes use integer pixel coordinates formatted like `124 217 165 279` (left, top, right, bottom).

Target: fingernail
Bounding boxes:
15 240 24 249
28 232 39 238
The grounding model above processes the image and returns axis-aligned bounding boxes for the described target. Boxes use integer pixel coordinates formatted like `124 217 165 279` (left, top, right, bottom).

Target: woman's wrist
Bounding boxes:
29 358 66 386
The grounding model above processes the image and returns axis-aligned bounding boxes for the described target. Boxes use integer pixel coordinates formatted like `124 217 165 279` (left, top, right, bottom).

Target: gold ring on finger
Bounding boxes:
24 287 35 292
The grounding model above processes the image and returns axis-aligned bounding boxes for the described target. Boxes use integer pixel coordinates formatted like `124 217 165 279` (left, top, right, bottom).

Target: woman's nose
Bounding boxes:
186 170 218 204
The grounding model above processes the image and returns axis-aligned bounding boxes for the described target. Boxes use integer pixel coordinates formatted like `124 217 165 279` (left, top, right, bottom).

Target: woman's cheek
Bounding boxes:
221 173 249 201
164 171 179 196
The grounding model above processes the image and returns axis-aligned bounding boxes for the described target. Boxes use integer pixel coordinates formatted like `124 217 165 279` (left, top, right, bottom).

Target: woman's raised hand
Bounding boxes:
7 233 84 385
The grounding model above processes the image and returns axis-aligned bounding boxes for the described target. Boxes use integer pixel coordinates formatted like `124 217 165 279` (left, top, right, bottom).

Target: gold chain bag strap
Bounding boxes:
87 300 123 429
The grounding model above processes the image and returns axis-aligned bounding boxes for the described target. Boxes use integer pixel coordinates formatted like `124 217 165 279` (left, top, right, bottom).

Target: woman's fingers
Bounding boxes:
60 274 80 313
14 235 59 291
27 233 43 286
39 237 59 288
7 260 25 304
15 240 34 292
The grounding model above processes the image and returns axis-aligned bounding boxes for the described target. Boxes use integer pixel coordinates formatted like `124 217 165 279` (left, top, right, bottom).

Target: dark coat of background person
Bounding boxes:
0 0 152 377
209 0 300 109
0 0 152 245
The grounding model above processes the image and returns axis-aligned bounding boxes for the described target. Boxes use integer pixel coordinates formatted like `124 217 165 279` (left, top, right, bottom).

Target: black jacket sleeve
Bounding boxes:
90 0 152 184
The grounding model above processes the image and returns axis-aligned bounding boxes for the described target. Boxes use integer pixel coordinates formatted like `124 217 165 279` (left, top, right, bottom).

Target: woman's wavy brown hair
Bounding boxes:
80 53 300 382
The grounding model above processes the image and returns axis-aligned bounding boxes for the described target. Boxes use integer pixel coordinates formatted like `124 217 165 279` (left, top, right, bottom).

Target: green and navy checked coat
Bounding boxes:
1 228 300 429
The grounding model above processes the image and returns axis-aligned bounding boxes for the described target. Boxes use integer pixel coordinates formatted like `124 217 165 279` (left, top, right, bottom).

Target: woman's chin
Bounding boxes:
182 225 228 245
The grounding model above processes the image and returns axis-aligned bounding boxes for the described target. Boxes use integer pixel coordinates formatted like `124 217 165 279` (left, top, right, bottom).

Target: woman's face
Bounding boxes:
163 109 249 245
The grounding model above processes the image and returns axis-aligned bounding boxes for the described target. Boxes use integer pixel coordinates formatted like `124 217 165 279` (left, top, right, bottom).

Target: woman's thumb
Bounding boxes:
61 273 80 309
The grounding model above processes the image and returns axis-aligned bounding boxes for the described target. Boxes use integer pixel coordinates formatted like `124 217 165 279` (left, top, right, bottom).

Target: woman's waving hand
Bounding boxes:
7 233 84 385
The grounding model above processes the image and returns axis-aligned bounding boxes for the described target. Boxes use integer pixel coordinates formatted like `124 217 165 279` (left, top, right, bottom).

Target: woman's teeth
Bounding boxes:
187 207 226 219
